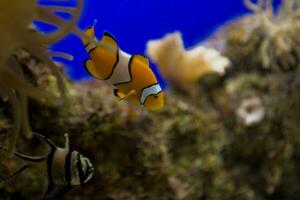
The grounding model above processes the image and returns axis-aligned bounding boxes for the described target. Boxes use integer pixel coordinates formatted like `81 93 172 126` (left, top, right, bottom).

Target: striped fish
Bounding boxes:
0 133 94 200
82 26 165 110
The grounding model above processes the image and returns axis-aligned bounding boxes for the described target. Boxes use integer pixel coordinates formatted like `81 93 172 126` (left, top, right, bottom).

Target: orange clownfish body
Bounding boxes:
82 26 164 110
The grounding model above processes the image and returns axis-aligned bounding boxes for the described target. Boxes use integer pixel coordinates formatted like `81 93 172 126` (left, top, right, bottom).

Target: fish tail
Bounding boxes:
83 19 98 45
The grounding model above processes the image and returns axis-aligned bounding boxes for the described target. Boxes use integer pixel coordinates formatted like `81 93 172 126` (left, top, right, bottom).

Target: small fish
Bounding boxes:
0 133 94 200
82 24 165 110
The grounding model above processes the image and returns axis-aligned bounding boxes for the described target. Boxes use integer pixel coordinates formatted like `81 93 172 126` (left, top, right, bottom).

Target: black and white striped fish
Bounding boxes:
0 133 94 200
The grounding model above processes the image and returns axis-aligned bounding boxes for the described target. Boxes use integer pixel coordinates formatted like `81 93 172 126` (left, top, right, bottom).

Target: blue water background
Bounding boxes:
38 0 278 82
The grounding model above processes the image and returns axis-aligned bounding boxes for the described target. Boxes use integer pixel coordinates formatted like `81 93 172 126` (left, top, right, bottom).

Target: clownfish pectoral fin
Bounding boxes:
134 54 150 67
113 89 136 101
113 89 126 99
84 59 103 79
120 90 136 101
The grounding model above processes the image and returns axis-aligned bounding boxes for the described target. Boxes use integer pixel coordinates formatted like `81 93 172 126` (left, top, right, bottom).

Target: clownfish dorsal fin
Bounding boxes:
100 32 118 52
132 54 150 67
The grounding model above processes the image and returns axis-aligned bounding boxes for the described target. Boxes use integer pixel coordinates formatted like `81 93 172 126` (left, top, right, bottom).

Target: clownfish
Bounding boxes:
0 133 94 200
82 25 165 110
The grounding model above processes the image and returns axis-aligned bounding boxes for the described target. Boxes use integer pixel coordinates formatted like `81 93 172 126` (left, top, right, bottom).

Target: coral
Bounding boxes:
146 32 230 85
0 0 84 152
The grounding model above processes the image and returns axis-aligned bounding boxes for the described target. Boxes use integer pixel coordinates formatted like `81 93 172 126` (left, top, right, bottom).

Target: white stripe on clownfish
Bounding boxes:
140 83 162 105
85 42 97 54
106 50 132 86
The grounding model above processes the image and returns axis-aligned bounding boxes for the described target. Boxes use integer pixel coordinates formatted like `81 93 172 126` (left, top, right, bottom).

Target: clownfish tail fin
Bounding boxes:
83 20 98 45
85 19 98 37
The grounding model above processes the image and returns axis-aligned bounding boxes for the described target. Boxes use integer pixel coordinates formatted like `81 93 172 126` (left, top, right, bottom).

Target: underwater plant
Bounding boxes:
243 0 300 70
146 31 230 85
0 0 84 152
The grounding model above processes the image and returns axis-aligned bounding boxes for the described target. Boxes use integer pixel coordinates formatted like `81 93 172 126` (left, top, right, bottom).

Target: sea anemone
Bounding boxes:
0 0 84 152
244 0 300 70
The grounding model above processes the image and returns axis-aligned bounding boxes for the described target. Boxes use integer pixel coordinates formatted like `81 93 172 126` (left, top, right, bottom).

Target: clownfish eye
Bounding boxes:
154 95 158 99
